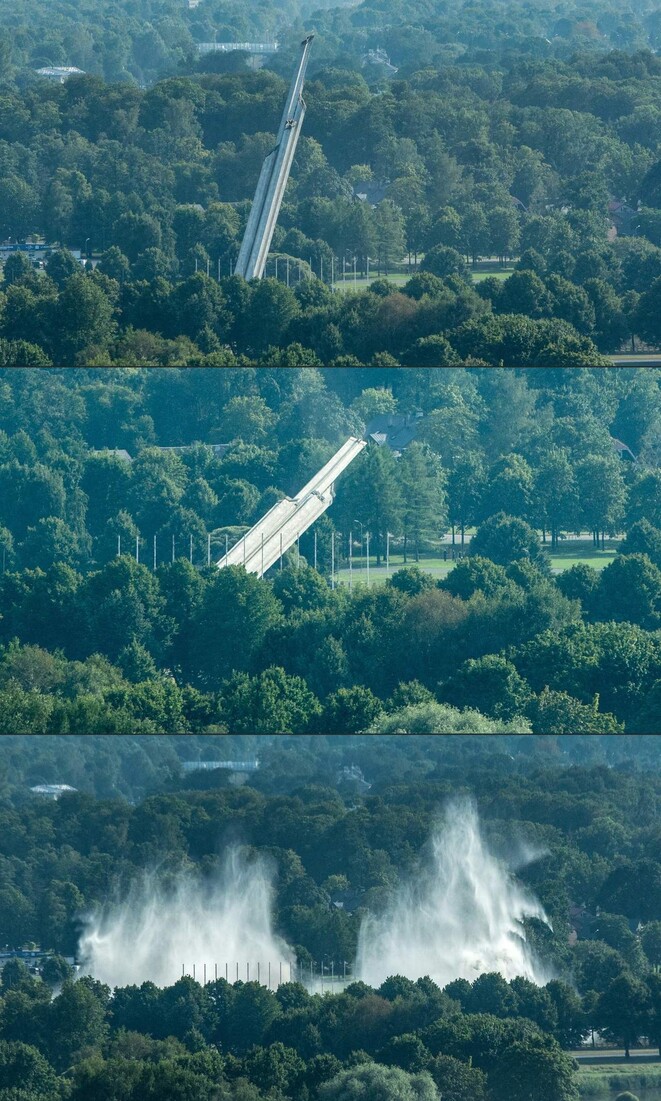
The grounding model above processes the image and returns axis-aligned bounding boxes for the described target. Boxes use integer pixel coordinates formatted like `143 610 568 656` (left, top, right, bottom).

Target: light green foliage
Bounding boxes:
218 666 322 733
367 701 532 732
319 1062 439 1101
438 655 534 722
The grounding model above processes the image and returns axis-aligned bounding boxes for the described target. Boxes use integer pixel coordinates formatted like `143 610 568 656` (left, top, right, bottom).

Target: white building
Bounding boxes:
35 67 85 83
30 784 77 800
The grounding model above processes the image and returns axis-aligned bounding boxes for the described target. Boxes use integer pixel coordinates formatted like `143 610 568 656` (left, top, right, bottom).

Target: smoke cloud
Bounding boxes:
78 847 294 989
356 799 548 989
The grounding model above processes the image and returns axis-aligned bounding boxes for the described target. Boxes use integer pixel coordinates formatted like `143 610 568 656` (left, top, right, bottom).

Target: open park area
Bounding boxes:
335 537 620 586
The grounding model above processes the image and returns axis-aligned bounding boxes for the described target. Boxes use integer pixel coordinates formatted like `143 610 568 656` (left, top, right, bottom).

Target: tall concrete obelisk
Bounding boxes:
234 35 314 281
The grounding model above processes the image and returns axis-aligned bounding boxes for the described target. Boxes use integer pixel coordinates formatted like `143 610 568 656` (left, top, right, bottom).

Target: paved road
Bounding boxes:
609 354 661 365
571 1048 660 1063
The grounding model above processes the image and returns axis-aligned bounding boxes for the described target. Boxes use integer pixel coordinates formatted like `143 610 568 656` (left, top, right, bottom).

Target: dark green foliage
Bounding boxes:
470 514 544 567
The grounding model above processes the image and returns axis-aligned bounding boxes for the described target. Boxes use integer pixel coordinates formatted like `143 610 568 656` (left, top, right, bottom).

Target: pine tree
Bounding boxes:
398 442 447 562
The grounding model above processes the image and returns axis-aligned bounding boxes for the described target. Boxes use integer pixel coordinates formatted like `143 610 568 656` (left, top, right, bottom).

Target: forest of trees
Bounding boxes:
3 0 661 362
1 735 661 1101
0 366 660 733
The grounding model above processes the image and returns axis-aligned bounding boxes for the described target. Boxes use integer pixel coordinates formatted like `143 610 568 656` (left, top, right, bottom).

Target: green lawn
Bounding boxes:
471 268 513 281
577 1063 661 1099
332 268 516 292
331 261 516 293
334 541 618 587
548 546 617 571
332 272 411 292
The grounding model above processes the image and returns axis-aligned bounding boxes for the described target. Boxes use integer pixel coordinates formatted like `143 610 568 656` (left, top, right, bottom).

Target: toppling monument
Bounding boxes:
216 436 367 577
234 35 314 281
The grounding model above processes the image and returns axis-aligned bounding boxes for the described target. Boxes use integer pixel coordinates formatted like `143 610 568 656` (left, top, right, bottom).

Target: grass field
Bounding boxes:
331 262 515 292
577 1062 661 1099
335 540 618 587
471 268 513 281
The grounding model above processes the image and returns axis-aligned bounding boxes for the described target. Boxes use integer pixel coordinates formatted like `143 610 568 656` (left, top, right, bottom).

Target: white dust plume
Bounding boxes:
78 848 294 989
356 799 548 989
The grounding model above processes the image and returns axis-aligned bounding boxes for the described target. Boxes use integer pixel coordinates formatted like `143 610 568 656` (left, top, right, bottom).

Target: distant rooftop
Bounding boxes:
365 412 424 455
157 443 231 458
181 760 260 772
353 178 390 205
611 437 636 461
92 448 133 463
362 47 398 73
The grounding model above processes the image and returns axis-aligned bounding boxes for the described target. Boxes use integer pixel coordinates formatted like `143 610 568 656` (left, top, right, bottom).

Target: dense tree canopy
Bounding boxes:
3 0 661 363
0 365 659 734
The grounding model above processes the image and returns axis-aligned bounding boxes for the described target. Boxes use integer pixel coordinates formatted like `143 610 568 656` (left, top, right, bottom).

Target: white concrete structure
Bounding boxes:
216 435 366 577
30 784 77 799
35 67 85 82
234 35 313 281
197 42 279 54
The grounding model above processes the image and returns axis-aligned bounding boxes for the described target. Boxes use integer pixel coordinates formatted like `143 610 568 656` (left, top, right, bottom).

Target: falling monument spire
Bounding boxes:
234 35 314 281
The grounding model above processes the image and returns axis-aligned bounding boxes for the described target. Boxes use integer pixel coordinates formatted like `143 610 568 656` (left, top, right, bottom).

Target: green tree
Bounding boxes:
596 553 661 629
186 567 282 689
41 955 75 988
97 246 131 284
0 1040 58 1096
470 513 543 567
323 686 384 733
367 702 531 733
626 472 661 530
21 517 88 571
45 248 81 289
319 1062 439 1101
575 454 627 546
487 1041 579 1101
640 922 661 968
532 689 623 734
217 396 276 445
335 444 403 565
373 199 407 275
480 453 534 524
439 655 534 722
619 520 661 568
244 280 298 357
545 981 587 1049
591 915 647 974
419 246 468 279
81 556 173 663
218 667 322 733
572 941 631 997
597 973 651 1058
46 977 110 1071
113 212 162 264
534 449 578 548
54 273 116 362
460 204 490 265
488 206 521 263
398 443 447 562
446 452 486 546
0 462 66 538
2 252 37 288
0 177 39 240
